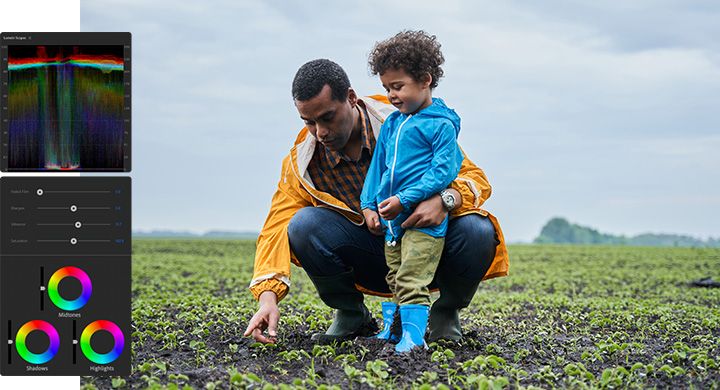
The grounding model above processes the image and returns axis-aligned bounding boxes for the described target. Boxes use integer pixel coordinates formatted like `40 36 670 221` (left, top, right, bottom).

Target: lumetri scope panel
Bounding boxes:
0 177 131 376
1 32 131 172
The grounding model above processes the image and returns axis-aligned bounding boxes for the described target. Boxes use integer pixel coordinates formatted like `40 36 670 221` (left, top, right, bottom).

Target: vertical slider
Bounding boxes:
7 320 11 364
72 320 77 364
40 266 45 311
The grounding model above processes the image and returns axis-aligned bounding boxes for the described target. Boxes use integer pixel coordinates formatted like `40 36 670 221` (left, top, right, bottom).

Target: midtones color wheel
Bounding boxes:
80 320 124 364
48 266 92 311
15 320 60 364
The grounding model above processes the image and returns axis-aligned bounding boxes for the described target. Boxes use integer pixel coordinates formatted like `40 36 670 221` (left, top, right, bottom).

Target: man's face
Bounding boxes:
295 85 357 152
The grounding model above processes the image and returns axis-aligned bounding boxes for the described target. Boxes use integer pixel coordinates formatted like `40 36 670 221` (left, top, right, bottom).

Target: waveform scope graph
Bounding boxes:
7 45 125 171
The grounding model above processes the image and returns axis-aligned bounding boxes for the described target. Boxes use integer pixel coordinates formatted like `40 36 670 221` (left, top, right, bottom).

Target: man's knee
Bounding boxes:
441 214 498 280
287 207 321 245
448 214 498 254
287 207 329 270
287 207 347 275
453 214 496 246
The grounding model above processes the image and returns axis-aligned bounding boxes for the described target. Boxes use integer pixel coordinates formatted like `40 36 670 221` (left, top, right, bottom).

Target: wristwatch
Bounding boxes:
439 189 456 211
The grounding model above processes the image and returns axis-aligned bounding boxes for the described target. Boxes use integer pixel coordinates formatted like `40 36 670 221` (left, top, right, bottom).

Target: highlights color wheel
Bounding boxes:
80 320 124 364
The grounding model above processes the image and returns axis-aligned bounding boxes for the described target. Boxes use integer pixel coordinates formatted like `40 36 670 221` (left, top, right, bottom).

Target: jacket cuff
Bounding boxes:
396 193 413 211
249 278 289 302
449 178 481 216
360 202 377 211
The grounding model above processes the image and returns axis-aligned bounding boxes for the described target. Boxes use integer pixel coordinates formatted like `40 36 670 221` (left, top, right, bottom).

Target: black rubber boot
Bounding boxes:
307 270 378 343
427 273 481 342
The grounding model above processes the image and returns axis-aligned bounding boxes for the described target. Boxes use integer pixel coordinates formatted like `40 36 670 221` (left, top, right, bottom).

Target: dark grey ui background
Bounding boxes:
0 177 131 376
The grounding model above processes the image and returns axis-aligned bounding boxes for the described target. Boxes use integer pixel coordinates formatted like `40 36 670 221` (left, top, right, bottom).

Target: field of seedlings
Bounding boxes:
82 241 720 389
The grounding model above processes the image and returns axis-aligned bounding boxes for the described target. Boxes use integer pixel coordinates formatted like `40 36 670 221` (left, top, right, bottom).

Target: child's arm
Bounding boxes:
395 119 463 211
360 125 387 235
378 195 402 220
361 123 390 234
360 120 390 213
362 208 383 235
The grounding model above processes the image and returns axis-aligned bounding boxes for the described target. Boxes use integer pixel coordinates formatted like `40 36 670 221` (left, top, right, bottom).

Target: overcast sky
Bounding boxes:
81 0 720 242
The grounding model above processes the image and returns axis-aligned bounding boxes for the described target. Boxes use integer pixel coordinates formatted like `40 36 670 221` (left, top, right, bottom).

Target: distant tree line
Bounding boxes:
535 217 720 247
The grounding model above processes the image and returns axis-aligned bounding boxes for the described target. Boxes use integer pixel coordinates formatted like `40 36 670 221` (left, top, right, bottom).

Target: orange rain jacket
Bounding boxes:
249 95 509 301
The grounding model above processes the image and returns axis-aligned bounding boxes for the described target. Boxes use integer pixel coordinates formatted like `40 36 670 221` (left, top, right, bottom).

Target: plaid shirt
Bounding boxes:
307 103 376 214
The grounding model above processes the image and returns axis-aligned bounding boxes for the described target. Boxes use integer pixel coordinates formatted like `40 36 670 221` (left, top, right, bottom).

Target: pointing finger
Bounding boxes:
268 311 279 338
243 314 261 337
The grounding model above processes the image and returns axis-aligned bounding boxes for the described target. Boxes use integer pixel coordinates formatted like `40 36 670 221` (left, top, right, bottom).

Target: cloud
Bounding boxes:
81 1 720 241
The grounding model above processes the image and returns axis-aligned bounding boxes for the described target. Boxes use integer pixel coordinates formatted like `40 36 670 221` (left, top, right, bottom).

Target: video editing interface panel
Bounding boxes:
0 33 132 377
1 32 131 172
0 178 131 375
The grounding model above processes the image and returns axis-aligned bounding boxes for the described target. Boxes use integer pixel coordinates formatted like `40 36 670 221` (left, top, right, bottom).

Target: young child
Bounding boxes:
360 30 464 353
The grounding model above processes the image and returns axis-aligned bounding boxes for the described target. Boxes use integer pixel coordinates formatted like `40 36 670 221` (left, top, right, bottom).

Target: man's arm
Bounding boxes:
402 145 491 228
400 189 460 229
249 154 313 301
246 154 313 343
449 146 493 214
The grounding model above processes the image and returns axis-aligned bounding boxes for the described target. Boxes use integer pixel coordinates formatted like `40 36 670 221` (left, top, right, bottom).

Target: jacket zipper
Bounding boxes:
386 114 412 245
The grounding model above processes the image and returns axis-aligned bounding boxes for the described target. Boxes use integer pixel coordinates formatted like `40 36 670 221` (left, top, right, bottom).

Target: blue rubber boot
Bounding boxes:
374 302 401 343
395 304 430 353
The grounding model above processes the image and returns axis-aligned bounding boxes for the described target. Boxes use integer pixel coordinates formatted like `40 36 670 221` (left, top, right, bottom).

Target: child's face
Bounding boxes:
380 68 432 115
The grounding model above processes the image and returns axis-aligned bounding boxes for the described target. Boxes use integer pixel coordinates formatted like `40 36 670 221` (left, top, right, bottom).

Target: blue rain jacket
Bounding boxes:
360 98 464 243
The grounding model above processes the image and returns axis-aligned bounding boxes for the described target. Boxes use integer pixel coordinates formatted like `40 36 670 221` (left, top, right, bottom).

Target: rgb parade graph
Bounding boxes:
1 32 131 172
7 46 124 170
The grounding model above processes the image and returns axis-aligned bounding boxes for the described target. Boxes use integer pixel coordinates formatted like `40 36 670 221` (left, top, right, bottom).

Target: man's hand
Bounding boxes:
402 189 461 228
378 196 403 220
243 291 280 344
362 208 384 236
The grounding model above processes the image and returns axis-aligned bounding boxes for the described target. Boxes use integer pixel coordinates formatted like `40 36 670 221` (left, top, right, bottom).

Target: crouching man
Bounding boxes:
244 59 509 344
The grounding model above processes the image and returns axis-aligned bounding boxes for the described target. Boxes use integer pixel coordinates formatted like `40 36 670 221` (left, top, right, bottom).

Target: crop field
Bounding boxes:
82 241 720 389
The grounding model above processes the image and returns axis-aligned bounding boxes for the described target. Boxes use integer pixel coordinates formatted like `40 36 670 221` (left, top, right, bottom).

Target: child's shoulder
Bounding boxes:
417 97 461 133
384 109 403 122
416 114 456 129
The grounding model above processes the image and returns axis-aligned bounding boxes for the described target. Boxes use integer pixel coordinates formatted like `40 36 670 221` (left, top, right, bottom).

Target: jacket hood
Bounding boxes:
416 97 461 135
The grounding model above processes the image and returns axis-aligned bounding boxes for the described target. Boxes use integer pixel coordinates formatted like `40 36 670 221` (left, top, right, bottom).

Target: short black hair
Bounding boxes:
292 59 350 102
368 30 444 89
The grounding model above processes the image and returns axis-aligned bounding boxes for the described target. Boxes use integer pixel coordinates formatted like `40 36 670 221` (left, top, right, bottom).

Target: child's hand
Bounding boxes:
378 196 403 220
362 209 384 236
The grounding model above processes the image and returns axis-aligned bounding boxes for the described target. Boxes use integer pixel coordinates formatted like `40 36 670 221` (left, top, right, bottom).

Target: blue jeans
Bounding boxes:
287 207 499 295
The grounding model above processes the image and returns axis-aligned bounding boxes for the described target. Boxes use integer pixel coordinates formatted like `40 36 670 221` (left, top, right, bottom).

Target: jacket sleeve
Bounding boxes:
449 146 493 215
360 120 390 211
395 120 462 210
249 154 313 301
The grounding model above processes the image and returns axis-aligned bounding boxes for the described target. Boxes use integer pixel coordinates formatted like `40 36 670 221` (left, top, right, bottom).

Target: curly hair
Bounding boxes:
368 30 445 89
292 59 350 102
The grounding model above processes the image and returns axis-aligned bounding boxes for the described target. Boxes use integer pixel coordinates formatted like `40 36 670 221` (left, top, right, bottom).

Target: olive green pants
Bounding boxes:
384 230 445 306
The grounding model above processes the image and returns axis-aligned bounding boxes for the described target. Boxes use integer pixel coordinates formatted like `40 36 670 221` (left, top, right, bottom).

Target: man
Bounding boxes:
244 59 508 344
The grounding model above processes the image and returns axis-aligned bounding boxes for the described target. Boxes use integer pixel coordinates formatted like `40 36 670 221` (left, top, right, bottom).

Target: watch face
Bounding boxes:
442 193 455 209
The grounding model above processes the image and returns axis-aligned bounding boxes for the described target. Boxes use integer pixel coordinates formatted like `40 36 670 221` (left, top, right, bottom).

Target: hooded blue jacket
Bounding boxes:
360 98 464 243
